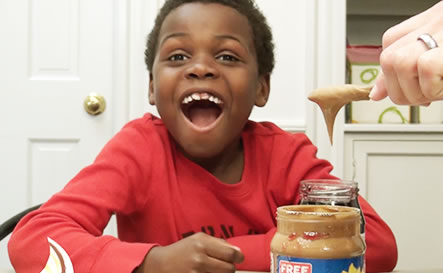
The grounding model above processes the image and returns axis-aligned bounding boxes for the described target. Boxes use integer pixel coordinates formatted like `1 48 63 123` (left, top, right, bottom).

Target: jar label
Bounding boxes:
274 255 364 273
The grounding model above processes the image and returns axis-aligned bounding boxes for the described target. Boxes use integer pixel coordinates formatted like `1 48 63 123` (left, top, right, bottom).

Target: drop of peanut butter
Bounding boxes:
308 84 372 144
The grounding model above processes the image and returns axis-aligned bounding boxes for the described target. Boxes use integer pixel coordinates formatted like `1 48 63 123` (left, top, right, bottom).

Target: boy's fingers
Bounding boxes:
205 239 244 264
203 256 238 273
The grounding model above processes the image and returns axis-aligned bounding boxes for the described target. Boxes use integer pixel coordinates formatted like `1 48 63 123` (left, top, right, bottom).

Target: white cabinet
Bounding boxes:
340 0 443 271
343 130 443 270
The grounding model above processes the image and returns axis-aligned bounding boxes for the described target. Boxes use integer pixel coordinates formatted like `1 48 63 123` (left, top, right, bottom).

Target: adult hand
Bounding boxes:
134 232 244 273
369 1 443 105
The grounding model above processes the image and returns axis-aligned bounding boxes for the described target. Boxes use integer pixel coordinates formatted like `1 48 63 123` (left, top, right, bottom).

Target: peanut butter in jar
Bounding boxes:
270 205 366 273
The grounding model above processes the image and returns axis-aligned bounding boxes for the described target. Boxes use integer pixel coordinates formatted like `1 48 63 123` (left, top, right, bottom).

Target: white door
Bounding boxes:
0 0 118 268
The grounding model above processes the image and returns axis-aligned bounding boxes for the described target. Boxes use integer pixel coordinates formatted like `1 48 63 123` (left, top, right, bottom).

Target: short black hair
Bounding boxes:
145 0 275 76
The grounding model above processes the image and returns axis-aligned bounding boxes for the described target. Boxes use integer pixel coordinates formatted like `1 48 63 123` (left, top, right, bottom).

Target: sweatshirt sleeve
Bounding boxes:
229 132 397 272
8 120 158 273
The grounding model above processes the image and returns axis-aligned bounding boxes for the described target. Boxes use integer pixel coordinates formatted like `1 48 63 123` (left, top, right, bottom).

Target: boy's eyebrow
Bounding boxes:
215 34 250 52
215 34 246 46
159 33 248 50
159 32 188 46
215 34 240 42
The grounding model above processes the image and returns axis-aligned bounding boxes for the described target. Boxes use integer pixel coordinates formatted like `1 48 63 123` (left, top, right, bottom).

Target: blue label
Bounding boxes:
276 255 364 273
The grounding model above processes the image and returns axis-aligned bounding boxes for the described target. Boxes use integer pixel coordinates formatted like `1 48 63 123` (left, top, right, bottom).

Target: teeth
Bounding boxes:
182 92 223 105
191 93 201 100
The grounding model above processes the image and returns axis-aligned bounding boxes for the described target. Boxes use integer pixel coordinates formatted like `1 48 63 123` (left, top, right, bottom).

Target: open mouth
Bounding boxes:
181 92 224 128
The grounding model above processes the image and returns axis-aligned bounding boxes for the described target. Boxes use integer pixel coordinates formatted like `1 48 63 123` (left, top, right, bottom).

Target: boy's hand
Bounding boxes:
134 232 244 273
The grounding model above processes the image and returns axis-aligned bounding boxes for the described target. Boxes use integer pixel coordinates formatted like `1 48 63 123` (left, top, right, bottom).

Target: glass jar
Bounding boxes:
270 205 366 273
299 179 365 236
299 179 358 206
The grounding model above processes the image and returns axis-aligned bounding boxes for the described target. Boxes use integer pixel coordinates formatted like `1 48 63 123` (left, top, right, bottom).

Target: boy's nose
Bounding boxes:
185 57 219 80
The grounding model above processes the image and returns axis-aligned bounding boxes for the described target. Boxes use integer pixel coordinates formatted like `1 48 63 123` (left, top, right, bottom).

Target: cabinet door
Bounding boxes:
344 133 443 270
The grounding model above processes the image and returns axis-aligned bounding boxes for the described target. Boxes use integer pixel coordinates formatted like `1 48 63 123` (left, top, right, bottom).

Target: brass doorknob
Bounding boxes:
84 93 106 116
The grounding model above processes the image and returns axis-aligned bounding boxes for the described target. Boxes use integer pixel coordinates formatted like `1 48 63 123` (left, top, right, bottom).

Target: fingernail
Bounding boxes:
231 245 241 252
369 86 377 100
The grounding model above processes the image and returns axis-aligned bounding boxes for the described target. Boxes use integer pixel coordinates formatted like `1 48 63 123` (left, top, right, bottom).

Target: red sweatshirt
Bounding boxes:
8 113 397 273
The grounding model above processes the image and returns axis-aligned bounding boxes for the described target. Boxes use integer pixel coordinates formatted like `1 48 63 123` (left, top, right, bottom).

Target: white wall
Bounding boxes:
0 0 346 270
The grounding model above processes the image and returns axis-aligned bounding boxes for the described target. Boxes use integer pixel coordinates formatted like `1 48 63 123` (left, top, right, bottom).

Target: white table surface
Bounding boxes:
236 269 443 273
239 269 443 273
1 269 442 273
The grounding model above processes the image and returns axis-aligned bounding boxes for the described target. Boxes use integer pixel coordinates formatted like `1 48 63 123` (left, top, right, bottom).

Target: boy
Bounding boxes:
8 1 398 273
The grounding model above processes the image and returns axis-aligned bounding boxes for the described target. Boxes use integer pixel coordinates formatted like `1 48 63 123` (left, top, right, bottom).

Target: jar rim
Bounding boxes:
277 205 360 218
301 179 358 186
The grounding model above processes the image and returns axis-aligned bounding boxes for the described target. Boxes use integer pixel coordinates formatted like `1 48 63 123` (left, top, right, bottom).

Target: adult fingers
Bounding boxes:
382 1 443 49
378 22 441 105
372 2 443 105
379 49 410 104
418 46 443 101
369 71 388 101
392 42 430 105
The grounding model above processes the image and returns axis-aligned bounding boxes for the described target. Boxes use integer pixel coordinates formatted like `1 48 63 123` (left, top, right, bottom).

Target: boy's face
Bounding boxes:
149 2 269 159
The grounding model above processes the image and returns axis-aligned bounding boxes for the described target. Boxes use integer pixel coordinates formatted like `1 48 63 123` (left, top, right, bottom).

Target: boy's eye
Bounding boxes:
168 54 188 61
217 54 239 62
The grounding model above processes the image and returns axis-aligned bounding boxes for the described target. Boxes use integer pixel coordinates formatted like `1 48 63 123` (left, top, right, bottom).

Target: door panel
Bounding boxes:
344 133 443 270
0 0 115 268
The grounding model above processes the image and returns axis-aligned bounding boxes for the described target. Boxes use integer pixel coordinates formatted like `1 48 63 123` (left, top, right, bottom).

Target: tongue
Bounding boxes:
189 106 219 127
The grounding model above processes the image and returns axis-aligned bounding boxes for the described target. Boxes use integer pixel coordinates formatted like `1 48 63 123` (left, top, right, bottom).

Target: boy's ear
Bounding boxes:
148 73 155 105
255 73 270 107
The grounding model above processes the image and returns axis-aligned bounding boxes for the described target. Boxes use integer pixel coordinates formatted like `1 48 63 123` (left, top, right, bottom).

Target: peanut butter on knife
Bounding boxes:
308 84 372 144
